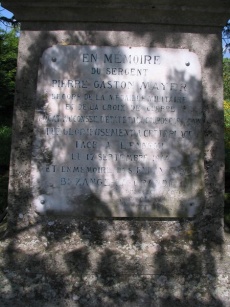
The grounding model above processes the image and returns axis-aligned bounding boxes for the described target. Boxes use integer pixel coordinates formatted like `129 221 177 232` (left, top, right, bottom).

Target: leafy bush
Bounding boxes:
224 59 230 102
224 100 230 173
0 29 18 213
0 28 18 123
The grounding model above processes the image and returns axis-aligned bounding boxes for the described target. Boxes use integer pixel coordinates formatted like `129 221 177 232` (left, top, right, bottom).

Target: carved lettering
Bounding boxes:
32 46 203 217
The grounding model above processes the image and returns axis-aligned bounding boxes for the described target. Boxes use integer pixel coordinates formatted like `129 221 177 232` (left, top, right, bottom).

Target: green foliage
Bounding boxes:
223 59 230 173
0 28 18 125
224 100 230 172
0 28 18 212
223 59 230 101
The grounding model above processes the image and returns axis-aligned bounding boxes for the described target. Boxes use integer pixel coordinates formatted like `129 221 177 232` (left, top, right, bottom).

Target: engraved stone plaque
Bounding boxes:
31 45 203 217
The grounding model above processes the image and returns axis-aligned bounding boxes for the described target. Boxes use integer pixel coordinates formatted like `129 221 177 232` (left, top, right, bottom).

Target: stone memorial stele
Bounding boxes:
32 45 203 217
1 1 230 306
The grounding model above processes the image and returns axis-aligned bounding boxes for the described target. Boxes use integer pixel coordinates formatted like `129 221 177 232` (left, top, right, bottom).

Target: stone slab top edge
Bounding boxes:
2 0 230 27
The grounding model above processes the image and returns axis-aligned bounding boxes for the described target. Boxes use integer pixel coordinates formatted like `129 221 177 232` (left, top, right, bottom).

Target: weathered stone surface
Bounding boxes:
31 45 203 217
6 28 223 225
0 0 229 305
0 219 230 306
2 0 230 26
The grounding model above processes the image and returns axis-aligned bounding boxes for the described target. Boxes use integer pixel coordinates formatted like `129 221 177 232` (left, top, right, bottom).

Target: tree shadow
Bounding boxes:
0 25 227 306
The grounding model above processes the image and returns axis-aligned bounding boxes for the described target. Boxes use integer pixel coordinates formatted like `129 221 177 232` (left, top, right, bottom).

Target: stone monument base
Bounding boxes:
0 218 229 306
1 1 230 305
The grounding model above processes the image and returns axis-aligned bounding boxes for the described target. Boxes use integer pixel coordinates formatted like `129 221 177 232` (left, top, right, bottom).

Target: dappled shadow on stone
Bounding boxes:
65 246 90 277
0 24 227 307
0 218 227 306
97 248 143 286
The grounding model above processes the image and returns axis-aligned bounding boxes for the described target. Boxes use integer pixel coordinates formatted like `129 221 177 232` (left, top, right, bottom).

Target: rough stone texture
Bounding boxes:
0 219 230 306
0 1 229 305
2 0 230 26
1 26 225 306
6 26 225 229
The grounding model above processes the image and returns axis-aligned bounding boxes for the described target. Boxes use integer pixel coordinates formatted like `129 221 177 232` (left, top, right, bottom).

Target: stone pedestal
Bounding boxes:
1 1 230 305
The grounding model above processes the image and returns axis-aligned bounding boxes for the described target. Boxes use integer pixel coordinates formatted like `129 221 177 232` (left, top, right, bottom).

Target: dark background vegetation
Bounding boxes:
223 18 230 225
223 57 230 226
0 27 18 217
